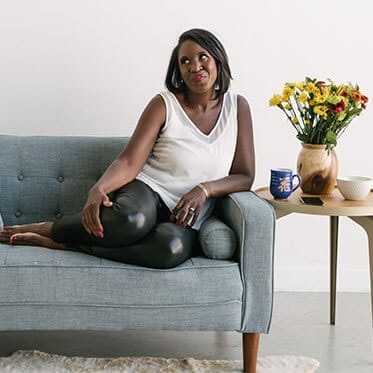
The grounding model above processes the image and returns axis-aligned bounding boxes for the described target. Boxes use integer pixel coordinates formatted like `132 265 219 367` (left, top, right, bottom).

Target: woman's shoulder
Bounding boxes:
230 93 250 111
224 91 250 111
227 91 248 103
140 94 167 124
238 94 250 105
146 93 167 110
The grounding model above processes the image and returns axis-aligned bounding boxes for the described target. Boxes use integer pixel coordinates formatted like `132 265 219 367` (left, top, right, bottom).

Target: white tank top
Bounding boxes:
136 90 238 229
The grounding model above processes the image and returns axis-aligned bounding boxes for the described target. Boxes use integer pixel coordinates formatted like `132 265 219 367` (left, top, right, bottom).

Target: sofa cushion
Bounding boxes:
0 136 127 226
0 244 242 330
199 216 236 259
0 244 242 308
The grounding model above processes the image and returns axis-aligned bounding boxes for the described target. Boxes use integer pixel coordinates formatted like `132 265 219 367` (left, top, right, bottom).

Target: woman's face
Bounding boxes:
177 40 218 95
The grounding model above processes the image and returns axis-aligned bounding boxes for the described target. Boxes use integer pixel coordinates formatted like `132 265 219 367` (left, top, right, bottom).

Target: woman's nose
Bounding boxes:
190 60 203 72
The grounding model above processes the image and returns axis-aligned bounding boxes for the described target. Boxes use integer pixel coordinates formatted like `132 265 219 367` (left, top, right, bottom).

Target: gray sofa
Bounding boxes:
0 135 275 372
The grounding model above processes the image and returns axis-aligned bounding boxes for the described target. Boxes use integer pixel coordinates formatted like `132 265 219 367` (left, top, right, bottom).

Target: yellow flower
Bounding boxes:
282 86 294 100
291 117 298 125
295 82 304 90
269 94 282 106
284 103 291 110
313 105 328 120
321 86 331 96
298 93 308 103
336 85 345 96
314 94 327 104
305 82 316 93
312 86 321 95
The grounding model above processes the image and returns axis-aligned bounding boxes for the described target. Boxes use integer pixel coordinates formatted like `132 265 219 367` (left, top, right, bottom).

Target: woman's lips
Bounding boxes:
193 74 206 83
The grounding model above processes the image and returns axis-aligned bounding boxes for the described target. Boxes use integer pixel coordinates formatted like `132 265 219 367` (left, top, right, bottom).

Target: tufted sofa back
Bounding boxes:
0 135 128 226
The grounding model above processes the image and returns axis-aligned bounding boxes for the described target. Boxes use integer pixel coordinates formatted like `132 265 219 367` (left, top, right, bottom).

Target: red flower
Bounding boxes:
330 100 346 113
361 95 369 109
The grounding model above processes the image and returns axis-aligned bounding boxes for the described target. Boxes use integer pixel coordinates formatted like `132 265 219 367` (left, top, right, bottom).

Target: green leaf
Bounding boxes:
326 130 337 146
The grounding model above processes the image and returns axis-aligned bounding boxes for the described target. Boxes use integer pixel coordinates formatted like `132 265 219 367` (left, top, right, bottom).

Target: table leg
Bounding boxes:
330 216 339 325
348 216 373 326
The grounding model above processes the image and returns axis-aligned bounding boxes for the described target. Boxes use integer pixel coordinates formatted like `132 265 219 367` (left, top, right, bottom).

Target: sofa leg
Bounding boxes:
242 332 260 373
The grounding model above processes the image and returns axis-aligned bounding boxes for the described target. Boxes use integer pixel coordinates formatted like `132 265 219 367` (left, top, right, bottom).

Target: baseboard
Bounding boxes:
274 268 370 292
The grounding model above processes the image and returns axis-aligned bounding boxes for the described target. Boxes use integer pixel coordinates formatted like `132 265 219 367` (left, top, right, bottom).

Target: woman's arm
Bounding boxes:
172 95 255 227
82 95 166 237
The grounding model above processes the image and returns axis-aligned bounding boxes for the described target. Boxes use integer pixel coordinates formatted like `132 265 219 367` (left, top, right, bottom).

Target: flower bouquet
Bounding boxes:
269 77 368 152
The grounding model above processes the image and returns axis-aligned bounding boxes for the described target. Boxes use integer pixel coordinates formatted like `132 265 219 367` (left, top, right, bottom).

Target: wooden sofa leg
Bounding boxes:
242 332 260 373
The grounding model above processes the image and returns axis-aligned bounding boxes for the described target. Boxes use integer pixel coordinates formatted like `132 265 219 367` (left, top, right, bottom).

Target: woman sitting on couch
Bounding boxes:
0 28 255 269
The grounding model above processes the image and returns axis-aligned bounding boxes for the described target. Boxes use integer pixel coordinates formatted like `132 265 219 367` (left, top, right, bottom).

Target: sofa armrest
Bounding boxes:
219 191 275 333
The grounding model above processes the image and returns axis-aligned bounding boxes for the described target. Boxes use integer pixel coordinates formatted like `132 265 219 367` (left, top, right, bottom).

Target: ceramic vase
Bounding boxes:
296 143 338 195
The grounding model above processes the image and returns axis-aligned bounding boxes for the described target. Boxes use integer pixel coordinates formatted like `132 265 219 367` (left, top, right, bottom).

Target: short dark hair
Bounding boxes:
165 29 232 99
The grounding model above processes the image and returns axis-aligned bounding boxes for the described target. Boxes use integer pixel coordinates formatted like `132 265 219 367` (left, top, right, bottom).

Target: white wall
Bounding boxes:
1 0 372 291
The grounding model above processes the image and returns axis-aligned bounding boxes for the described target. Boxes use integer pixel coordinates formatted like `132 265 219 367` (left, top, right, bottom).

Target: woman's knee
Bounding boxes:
98 181 158 245
100 202 156 245
152 223 196 268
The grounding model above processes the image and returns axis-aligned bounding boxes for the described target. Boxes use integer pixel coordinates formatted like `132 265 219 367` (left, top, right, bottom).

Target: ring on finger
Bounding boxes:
189 207 195 213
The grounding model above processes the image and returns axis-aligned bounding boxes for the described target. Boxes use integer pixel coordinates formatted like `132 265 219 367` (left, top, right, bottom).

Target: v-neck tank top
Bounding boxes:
136 90 238 230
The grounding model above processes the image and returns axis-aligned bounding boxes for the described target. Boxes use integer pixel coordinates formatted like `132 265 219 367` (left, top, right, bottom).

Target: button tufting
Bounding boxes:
17 174 24 181
15 210 22 217
56 212 63 219
57 176 64 182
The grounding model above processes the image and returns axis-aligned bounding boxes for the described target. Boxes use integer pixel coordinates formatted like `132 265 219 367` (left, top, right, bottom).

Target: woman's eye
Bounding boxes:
200 54 208 61
180 58 190 65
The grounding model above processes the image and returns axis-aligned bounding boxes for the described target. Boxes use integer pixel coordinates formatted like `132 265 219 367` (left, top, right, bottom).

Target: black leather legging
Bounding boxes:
51 180 197 269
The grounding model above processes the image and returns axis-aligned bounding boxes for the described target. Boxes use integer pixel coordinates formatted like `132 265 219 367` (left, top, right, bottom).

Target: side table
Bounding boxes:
255 186 373 325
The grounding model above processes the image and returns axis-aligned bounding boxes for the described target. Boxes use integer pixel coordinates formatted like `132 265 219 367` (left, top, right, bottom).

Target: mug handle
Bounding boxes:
292 174 302 191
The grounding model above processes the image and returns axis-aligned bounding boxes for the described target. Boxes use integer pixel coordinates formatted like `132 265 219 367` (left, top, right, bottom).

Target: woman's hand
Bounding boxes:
81 187 113 238
170 185 209 228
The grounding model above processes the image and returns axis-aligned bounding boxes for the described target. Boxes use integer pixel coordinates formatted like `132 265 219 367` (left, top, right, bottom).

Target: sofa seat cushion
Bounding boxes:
0 244 242 309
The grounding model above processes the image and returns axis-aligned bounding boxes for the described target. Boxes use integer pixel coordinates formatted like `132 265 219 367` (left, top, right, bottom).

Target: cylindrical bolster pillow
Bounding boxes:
198 216 236 260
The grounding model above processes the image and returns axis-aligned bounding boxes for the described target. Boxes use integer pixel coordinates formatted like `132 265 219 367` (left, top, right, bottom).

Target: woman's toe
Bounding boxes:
10 234 21 244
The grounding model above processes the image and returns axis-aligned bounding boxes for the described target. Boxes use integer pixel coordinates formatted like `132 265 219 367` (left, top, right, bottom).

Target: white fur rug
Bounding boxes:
0 350 320 372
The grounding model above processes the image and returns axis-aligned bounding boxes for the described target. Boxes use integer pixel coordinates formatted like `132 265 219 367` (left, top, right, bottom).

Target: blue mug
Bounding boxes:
270 168 301 199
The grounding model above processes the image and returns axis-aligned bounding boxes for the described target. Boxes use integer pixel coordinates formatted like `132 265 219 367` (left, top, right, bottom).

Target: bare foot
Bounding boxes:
0 222 53 242
10 232 66 250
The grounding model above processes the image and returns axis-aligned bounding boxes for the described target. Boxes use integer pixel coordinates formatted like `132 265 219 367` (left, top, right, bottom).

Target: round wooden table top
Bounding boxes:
255 187 373 217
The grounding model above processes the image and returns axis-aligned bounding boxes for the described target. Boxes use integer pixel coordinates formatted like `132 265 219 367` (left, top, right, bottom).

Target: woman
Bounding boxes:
0 28 255 268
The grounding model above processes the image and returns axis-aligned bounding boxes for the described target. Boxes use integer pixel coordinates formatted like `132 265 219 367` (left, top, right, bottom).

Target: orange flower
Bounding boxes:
352 90 361 102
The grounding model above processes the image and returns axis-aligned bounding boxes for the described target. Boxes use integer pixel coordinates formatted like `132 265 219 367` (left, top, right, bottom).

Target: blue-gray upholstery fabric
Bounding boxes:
199 216 236 259
0 135 275 333
219 192 275 333
0 136 125 225
0 246 241 330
